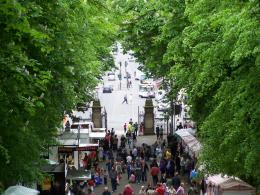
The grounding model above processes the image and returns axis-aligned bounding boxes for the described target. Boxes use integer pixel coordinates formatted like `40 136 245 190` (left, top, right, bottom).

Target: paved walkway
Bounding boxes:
91 134 190 194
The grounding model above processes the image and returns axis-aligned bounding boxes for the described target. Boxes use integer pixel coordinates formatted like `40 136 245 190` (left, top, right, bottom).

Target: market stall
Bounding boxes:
57 144 99 170
175 129 201 157
91 128 106 133
66 167 91 181
88 132 106 144
207 174 256 195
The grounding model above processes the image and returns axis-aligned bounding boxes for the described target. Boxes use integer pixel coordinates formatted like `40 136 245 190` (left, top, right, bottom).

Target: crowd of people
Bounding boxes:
66 119 205 195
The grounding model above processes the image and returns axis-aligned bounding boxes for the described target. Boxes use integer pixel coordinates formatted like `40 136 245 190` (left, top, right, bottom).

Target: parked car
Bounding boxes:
129 56 135 62
76 102 89 112
107 72 116 81
70 120 94 134
157 101 170 111
155 90 166 102
139 84 155 98
124 72 131 79
103 85 112 93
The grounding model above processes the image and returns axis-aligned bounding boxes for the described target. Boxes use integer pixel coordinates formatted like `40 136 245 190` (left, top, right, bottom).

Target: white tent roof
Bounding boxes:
207 174 255 191
92 128 106 132
175 129 201 155
4 186 39 195
89 132 106 139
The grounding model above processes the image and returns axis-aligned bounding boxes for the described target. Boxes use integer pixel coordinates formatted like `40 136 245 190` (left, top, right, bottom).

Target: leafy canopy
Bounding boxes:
0 0 117 188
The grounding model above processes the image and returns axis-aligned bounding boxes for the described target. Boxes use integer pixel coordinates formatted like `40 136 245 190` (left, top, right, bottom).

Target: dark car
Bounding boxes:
76 102 89 112
124 72 131 79
103 85 112 93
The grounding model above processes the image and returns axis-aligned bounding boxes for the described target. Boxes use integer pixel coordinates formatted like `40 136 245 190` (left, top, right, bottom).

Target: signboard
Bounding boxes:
58 146 98 153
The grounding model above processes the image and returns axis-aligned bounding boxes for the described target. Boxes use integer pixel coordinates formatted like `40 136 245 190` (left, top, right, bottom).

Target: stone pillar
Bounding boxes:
143 99 154 135
92 100 102 128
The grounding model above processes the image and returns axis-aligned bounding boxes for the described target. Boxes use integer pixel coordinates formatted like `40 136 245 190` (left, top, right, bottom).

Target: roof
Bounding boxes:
41 163 65 173
92 128 106 132
66 168 91 180
89 132 106 139
175 129 201 156
207 174 255 191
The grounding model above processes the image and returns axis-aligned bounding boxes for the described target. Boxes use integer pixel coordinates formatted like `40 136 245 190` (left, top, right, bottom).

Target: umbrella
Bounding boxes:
4 185 39 195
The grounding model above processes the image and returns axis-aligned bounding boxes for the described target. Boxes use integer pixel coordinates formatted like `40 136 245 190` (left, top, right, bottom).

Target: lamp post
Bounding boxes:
77 121 80 169
125 61 128 89
170 100 176 135
119 62 122 90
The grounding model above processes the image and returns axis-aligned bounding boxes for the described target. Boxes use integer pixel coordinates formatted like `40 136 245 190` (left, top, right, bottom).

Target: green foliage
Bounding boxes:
118 0 260 189
0 0 117 187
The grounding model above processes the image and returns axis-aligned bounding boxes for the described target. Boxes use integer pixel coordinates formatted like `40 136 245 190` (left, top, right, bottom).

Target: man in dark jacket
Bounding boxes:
109 167 117 192
156 125 160 140
172 172 181 191
102 186 111 195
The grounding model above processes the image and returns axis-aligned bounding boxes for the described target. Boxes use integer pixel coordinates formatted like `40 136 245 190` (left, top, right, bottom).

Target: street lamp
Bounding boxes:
125 61 128 89
77 119 81 169
119 62 122 90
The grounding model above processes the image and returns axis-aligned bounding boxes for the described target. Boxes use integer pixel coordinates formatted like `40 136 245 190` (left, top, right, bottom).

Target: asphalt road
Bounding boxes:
98 45 148 136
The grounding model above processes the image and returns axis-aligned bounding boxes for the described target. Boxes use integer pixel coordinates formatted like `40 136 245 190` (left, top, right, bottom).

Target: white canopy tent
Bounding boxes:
175 129 201 157
4 186 39 195
207 174 256 195
88 132 106 139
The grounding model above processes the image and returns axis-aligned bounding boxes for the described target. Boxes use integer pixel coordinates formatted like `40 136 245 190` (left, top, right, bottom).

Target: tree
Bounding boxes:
118 0 260 189
0 0 117 188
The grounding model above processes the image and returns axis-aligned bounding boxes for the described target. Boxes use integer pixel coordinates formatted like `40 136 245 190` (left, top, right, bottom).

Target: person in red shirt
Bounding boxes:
87 179 95 191
150 166 160 187
156 183 165 195
123 184 134 195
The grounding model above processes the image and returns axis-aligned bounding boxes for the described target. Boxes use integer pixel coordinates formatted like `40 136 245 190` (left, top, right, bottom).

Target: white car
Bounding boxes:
155 90 166 102
70 121 94 135
157 101 170 111
139 84 155 98
107 72 116 81
154 111 165 119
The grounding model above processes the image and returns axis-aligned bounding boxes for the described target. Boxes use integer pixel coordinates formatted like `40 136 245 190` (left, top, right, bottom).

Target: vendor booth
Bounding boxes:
175 129 201 157
206 174 256 195
57 144 98 170
88 132 106 144
91 128 106 133
40 162 65 195
66 167 91 181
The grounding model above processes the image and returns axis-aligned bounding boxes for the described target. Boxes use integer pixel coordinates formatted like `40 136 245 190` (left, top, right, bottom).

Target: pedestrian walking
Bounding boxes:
134 122 138 136
136 161 142 184
156 125 160 140
139 186 146 195
124 123 127 133
123 184 134 195
122 94 128 104
102 186 111 195
109 167 117 192
159 125 163 140
141 160 149 182
176 183 185 195
103 169 108 185
172 172 181 191
150 165 160 187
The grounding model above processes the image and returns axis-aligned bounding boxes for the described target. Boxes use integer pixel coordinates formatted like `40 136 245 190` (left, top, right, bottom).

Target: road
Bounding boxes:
98 44 148 135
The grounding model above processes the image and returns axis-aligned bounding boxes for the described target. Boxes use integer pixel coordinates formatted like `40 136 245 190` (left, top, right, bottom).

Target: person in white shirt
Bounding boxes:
127 155 132 163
